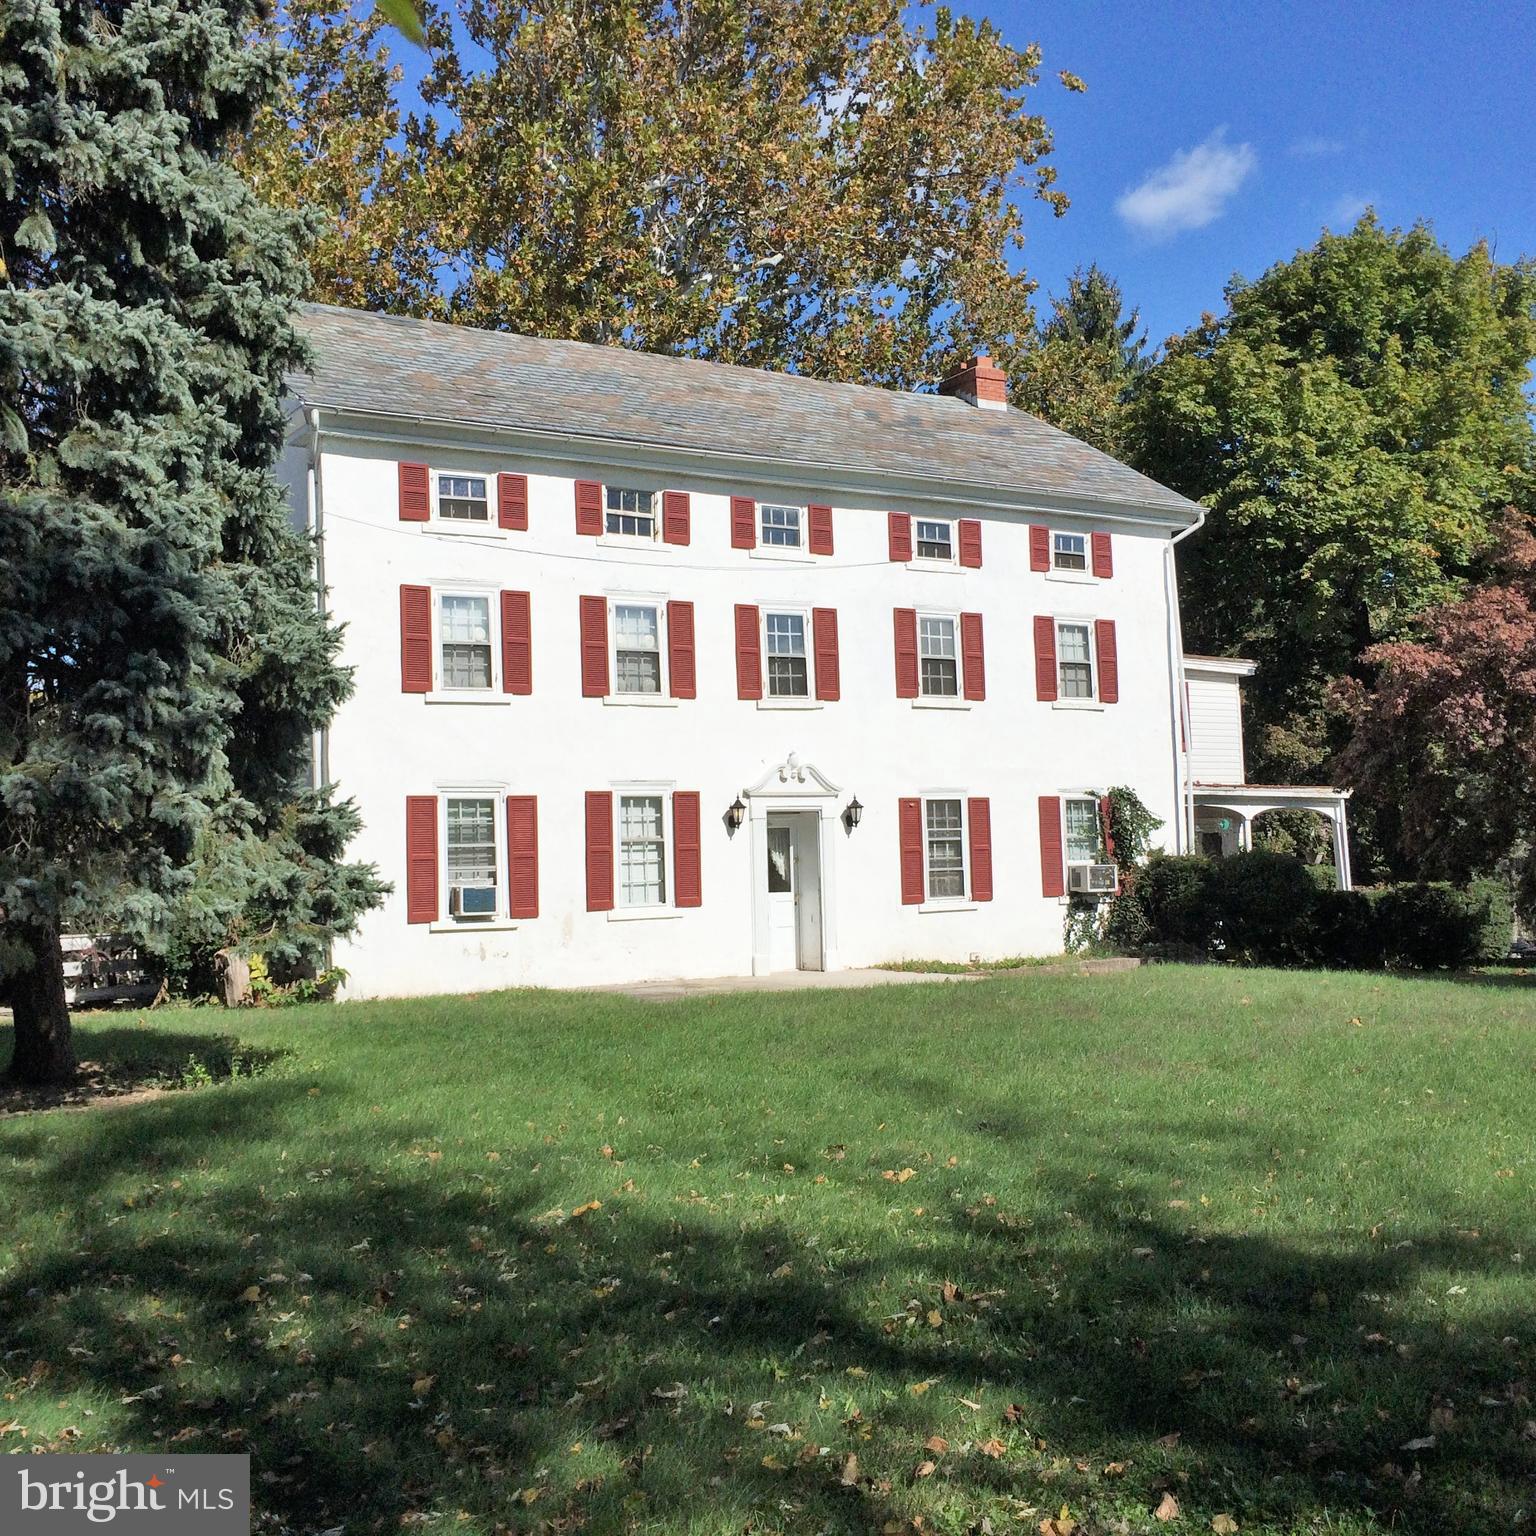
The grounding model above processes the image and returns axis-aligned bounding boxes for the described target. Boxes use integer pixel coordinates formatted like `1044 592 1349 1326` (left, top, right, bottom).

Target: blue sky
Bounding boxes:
992 0 1536 348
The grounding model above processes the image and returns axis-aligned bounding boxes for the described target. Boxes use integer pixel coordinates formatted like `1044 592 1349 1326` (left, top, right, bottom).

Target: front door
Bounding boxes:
765 813 824 972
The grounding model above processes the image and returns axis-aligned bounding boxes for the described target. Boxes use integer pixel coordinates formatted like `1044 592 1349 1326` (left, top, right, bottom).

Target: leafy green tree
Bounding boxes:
244 0 1084 386
1129 216 1536 826
1 0 383 1083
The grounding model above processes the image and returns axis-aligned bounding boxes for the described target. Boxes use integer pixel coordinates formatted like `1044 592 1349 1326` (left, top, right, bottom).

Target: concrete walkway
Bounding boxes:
585 966 984 1002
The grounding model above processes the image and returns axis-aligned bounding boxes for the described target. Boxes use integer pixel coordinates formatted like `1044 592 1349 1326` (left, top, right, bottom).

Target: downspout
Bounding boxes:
305 406 330 793
1165 511 1206 854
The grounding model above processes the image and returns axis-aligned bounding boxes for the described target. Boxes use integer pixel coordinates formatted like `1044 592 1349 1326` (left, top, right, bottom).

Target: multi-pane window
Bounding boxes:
919 616 958 696
1053 532 1087 571
765 612 809 697
1057 622 1095 699
437 474 489 522
619 794 667 907
761 504 803 548
916 519 954 561
446 797 498 918
925 799 966 900
614 604 662 694
1065 798 1102 867
606 487 655 538
439 594 493 689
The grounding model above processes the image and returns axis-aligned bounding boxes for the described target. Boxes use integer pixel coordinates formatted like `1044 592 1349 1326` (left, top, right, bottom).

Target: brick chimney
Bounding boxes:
938 354 1008 411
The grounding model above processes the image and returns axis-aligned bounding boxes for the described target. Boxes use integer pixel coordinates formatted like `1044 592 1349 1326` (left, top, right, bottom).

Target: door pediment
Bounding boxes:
743 751 841 800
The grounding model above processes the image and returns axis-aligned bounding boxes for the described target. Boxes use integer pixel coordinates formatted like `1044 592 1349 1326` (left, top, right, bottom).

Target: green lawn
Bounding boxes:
3 967 1535 1534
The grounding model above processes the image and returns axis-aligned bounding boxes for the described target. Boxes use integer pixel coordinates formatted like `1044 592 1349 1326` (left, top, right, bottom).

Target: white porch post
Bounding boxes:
1333 801 1353 891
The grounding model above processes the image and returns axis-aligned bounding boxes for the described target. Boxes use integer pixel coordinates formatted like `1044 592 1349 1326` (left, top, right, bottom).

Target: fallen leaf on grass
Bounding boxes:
1211 1516 1239 1534
651 1383 688 1401
977 1437 1006 1458
239 1285 262 1303
908 1379 936 1397
1039 1507 1077 1536
914 1459 936 1479
571 1200 602 1218
1154 1491 1180 1521
923 1435 948 1454
839 1453 860 1486
883 1168 917 1184
1400 1435 1436 1451
1155 1431 1181 1450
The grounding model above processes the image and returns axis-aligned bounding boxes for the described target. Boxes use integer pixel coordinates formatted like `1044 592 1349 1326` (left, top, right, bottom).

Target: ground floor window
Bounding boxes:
446 796 498 918
925 798 966 899
619 794 667 906
1064 797 1102 869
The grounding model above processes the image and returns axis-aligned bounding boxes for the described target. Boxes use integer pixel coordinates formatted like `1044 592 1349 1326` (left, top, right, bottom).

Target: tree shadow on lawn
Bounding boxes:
0 1081 1531 1533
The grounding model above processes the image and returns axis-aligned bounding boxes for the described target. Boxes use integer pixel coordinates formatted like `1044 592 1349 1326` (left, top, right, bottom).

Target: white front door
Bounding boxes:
794 815 824 971
766 818 798 971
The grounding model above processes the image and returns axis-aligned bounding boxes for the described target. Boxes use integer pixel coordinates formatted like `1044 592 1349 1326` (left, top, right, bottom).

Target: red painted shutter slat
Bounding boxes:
673 791 702 907
1033 615 1058 702
667 600 696 698
1092 531 1113 579
662 490 691 545
731 496 757 549
498 472 528 531
961 611 985 701
899 797 924 905
1029 524 1050 571
888 511 913 563
1038 795 1065 898
501 591 532 695
1095 618 1119 703
405 795 438 922
735 604 762 699
585 791 614 911
813 607 840 701
574 478 602 536
579 595 609 696
893 608 918 698
808 503 834 556
958 518 983 568
968 797 993 902
400 584 432 694
399 463 430 522
507 795 539 918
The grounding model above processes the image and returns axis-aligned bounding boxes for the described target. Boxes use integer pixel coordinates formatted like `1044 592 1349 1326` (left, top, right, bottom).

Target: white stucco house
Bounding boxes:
281 306 1349 997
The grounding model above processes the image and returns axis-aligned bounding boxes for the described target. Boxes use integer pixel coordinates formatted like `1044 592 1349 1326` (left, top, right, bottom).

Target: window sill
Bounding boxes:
918 901 978 915
606 907 684 923
905 559 963 575
1045 568 1099 585
425 691 512 706
749 546 815 565
602 693 679 708
757 697 823 711
597 534 665 553
425 520 504 539
912 696 971 711
1051 699 1105 712
429 919 519 934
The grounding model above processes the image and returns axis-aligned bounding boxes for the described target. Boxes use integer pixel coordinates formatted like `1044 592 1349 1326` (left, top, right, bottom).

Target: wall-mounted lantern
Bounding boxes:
843 795 863 832
727 796 746 831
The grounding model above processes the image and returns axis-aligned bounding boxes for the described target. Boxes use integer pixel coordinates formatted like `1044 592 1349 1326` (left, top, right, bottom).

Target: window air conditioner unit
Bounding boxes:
1069 862 1119 896
449 883 498 917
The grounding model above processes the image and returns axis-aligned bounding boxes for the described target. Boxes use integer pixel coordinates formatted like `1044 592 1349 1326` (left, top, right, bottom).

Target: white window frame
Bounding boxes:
759 503 804 549
608 782 681 921
758 605 821 710
749 500 815 565
429 783 518 934
1062 795 1104 875
1054 616 1099 707
425 583 508 705
919 791 975 912
912 516 958 566
599 484 659 545
1045 527 1099 585
430 468 494 532
914 608 967 708
607 596 670 703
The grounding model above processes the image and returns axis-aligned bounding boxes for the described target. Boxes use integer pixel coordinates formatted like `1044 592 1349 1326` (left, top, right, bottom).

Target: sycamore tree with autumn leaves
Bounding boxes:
240 0 1085 387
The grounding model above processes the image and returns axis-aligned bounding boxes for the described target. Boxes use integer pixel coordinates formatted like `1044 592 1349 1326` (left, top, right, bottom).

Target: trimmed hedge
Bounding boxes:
1120 852 1512 970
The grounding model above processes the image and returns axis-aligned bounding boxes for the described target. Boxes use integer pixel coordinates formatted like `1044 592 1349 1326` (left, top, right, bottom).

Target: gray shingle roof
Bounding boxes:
291 303 1202 522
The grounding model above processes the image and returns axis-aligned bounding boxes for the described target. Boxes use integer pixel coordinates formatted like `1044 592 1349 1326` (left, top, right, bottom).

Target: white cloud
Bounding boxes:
1326 193 1375 227
1288 135 1345 158
1116 129 1257 239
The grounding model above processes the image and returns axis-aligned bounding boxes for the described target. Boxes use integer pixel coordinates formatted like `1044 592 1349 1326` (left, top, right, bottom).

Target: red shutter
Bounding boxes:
400 585 432 694
498 472 528 531
507 795 539 918
735 604 762 699
888 512 913 563
501 590 532 695
399 463 430 522
1033 616 1058 702
731 496 757 549
808 503 834 556
899 797 924 905
1099 795 1116 861
1038 795 1065 898
405 795 438 922
1092 531 1113 579
1029 525 1050 572
667 600 696 698
575 478 602 536
585 791 614 912
961 612 985 702
579 595 609 696
958 518 983 568
968 797 993 902
1095 618 1119 703
813 607 840 701
662 490 691 546
673 791 702 908
893 608 918 698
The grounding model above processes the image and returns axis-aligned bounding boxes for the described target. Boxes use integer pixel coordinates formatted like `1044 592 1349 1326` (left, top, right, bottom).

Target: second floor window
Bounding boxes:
1057 622 1095 699
761 504 803 548
439 594 493 689
765 612 808 697
619 794 667 906
606 487 655 538
446 796 498 918
925 798 966 899
437 474 489 522
1053 532 1087 571
916 519 954 561
614 603 662 693
919 616 958 697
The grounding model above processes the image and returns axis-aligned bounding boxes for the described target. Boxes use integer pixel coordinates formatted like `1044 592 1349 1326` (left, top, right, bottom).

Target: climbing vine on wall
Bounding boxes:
1064 786 1164 952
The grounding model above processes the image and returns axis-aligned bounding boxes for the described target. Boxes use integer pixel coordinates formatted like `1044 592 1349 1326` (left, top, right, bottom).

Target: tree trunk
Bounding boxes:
4 918 77 1086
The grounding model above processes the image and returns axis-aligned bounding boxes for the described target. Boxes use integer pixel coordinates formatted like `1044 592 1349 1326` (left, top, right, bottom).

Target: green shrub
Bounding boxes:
1207 851 1320 965
1133 854 1217 949
1375 881 1511 970
1310 888 1385 969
